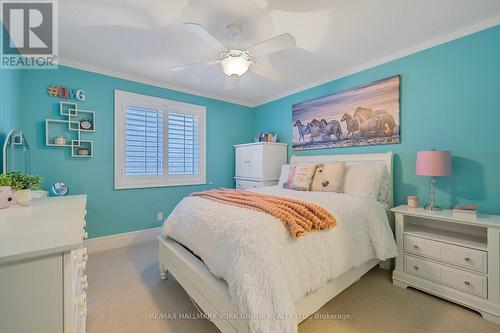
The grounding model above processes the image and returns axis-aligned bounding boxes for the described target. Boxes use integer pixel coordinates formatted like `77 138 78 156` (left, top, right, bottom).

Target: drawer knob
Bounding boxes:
413 245 419 249
413 266 419 270
464 281 471 286
464 257 470 262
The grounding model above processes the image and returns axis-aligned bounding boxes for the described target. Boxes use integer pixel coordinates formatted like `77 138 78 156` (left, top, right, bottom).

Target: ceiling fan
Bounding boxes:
170 22 296 89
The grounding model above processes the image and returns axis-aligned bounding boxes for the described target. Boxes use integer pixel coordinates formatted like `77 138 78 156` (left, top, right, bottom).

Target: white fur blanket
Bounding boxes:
162 186 397 333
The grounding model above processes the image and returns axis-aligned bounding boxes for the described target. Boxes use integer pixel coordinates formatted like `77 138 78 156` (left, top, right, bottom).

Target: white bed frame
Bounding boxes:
159 152 394 333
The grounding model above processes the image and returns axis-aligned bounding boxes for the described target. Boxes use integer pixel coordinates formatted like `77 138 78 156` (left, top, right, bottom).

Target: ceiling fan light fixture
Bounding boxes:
220 50 251 77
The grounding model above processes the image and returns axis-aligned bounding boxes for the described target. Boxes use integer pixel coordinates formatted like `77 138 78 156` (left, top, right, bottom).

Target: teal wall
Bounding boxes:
16 66 254 238
0 67 20 138
254 25 500 214
0 68 21 171
3 24 499 238
0 26 21 170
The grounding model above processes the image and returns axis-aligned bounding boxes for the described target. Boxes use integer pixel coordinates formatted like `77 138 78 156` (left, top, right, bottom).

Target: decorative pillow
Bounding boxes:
278 164 290 187
285 164 317 191
343 163 386 200
310 162 345 192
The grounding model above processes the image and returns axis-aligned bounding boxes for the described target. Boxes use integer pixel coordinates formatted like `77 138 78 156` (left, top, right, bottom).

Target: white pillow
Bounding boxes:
278 164 290 187
343 164 386 200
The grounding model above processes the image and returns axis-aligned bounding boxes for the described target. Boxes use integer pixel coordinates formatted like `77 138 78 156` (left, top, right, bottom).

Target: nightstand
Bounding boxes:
392 205 500 324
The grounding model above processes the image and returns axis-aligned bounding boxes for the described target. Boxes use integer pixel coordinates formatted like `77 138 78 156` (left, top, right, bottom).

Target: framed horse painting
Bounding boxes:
292 75 400 150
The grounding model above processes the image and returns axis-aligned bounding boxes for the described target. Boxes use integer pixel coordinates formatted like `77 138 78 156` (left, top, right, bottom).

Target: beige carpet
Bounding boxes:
86 241 500 333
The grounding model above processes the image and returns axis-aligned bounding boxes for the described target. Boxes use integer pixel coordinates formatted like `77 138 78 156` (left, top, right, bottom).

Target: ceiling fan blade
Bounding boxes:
169 60 218 72
252 0 269 8
184 22 227 52
224 75 239 89
247 33 296 57
250 62 286 82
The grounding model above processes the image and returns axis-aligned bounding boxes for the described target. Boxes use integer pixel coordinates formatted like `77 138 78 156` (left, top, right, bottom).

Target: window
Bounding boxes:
114 90 206 189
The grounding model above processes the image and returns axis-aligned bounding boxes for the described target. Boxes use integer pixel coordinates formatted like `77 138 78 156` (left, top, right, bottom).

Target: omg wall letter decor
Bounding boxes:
292 75 400 150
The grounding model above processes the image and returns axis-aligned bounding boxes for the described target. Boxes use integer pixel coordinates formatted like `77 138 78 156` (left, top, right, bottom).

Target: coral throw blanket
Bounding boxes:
191 189 336 237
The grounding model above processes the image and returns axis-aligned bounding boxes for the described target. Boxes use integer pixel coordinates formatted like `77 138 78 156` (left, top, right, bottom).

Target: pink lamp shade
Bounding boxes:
416 150 452 176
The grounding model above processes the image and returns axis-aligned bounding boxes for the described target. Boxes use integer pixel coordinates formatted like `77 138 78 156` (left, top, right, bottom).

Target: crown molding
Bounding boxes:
59 17 500 109
254 17 500 107
58 58 256 107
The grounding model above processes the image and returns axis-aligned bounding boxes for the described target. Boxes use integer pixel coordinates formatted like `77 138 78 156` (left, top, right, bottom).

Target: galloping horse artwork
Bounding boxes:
292 75 400 150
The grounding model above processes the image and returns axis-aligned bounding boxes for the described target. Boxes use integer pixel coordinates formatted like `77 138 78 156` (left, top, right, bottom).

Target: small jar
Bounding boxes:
408 195 419 208
54 136 67 145
78 148 89 156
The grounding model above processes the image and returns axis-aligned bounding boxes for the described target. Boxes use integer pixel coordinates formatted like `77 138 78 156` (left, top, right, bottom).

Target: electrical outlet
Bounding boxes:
157 212 163 221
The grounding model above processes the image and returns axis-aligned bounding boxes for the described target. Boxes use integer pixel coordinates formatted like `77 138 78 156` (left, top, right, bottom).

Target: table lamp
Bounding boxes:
416 150 451 211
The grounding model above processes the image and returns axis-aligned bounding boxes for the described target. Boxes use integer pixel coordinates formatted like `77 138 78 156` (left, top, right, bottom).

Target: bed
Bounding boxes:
158 152 397 333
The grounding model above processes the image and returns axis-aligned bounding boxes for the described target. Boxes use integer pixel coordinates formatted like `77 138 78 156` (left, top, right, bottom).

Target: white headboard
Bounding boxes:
290 152 394 208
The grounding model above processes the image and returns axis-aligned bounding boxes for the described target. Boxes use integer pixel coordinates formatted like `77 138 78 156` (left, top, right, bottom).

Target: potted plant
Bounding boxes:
0 172 43 206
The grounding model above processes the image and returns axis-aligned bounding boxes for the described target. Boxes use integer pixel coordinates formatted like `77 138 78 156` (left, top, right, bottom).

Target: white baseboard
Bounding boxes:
84 227 162 254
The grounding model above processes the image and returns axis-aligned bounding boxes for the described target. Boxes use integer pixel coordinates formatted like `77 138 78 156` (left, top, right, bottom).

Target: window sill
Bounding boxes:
114 178 207 190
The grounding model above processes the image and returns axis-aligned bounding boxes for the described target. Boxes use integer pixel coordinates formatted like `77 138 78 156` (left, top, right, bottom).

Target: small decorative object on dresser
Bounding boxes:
416 150 452 210
407 195 419 208
453 204 478 219
0 187 14 209
0 172 43 206
392 205 500 324
51 182 69 196
0 195 89 333
234 142 287 189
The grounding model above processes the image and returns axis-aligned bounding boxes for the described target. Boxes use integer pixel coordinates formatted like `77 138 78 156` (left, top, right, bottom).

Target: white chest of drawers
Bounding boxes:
0 195 88 333
392 205 500 324
234 142 287 189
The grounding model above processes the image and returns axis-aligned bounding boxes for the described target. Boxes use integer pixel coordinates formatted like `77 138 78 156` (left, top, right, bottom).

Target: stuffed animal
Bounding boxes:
0 186 14 209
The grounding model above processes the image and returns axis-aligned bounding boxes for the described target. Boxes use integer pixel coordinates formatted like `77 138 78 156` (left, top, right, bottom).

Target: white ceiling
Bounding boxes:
59 0 500 106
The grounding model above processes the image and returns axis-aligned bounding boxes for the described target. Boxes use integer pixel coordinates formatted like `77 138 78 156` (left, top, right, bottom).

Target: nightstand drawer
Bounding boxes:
405 255 440 282
404 234 441 259
441 266 487 298
441 243 487 273
404 234 487 273
404 255 487 298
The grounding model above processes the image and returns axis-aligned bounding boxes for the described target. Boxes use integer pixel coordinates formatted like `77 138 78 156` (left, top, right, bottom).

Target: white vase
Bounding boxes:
14 189 32 206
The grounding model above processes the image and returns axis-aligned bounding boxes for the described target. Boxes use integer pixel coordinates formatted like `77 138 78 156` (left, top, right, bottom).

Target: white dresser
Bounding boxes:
392 205 500 323
0 195 89 333
234 142 287 189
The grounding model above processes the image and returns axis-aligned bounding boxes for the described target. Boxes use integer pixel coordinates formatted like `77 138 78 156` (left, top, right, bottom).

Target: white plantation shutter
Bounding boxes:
114 90 206 189
125 106 163 176
168 112 199 176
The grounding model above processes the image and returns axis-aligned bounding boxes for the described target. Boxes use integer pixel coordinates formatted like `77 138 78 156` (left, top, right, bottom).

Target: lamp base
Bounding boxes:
424 204 442 211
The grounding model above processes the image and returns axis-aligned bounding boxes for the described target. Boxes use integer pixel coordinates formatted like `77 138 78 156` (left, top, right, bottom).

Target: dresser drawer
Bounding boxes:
404 255 487 298
235 179 278 189
404 234 487 273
